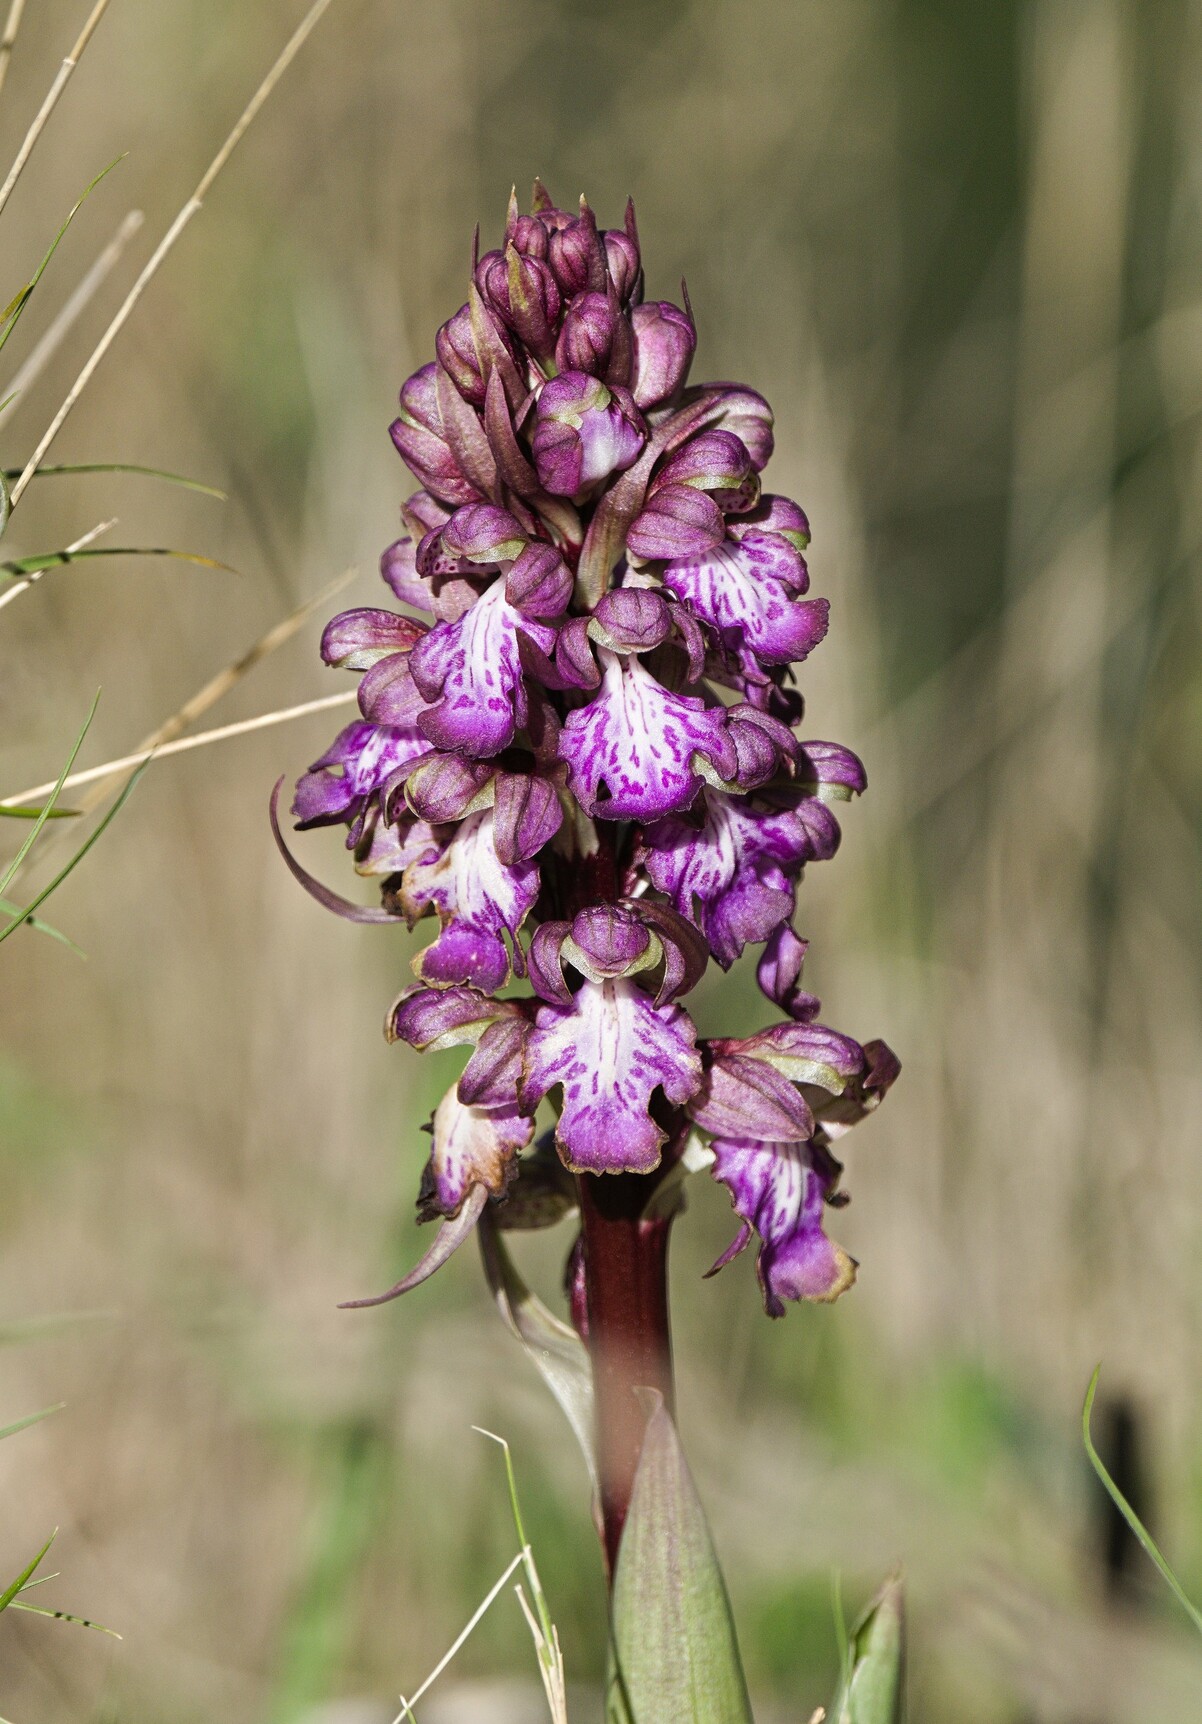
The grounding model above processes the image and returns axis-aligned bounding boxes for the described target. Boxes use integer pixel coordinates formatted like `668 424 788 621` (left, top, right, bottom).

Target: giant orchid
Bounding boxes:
276 183 897 1570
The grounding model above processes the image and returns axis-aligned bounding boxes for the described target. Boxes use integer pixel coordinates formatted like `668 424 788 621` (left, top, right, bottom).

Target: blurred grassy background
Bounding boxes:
2 0 1202 1719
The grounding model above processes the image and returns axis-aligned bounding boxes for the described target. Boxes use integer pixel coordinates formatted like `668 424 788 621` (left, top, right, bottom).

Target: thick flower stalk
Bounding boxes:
276 183 898 1572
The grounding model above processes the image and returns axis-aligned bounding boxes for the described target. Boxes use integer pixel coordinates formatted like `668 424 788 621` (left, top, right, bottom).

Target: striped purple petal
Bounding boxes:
521 979 702 1173
558 650 736 821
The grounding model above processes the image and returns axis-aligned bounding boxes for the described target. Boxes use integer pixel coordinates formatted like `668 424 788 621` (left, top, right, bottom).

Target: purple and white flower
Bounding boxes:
283 184 896 1314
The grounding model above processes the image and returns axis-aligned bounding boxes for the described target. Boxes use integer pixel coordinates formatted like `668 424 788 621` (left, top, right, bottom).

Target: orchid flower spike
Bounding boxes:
279 183 897 1320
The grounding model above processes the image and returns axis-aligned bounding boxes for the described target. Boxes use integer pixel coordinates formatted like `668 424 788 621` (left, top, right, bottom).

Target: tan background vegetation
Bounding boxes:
2 1 1201 1718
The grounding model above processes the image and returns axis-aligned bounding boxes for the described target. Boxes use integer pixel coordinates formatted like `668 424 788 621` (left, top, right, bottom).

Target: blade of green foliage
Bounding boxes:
609 1398 753 1724
477 1214 597 1492
6 1600 121 1638
0 759 146 947
0 545 233 578
1083 1365 1202 1636
0 895 84 952
0 1532 55 1613
0 157 125 358
474 1428 568 1719
0 468 8 541
3 463 225 499
0 805 80 820
830 1574 905 1724
0 1404 64 1442
0 691 99 897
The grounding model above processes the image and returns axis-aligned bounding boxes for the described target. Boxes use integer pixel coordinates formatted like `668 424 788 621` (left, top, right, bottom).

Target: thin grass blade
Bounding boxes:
0 155 125 357
0 1403 64 1442
7 1600 120 1638
0 760 145 947
0 894 85 953
3 462 224 498
1083 1365 1202 1636
0 545 233 579
0 691 99 896
0 805 79 820
0 1531 55 1612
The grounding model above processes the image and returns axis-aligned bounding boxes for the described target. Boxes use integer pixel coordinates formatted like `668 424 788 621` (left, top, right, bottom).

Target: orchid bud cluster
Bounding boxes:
282 183 898 1319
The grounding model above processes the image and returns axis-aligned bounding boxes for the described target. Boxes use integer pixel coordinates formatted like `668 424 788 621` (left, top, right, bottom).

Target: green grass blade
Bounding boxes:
0 894 85 953
0 156 125 357
0 759 146 946
0 1532 55 1612
0 1403 64 1442
0 691 99 896
7 1600 121 1639
2 463 225 499
1083 1365 1202 1636
1 545 234 578
473 1429 556 1660
0 467 8 540
0 805 80 819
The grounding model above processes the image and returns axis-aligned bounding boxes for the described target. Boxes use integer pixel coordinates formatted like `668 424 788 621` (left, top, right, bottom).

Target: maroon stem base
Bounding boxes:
578 1171 675 1579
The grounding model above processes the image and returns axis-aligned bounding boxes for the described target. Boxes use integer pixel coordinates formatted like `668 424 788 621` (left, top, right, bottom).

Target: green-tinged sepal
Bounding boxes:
608 1398 753 1724
830 1572 905 1724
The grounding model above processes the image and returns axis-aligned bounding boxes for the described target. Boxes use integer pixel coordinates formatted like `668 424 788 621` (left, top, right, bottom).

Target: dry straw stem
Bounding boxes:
66 565 356 816
6 0 338 516
0 209 145 429
0 514 114 612
1 690 356 809
0 0 110 221
0 0 29 102
390 1549 528 1723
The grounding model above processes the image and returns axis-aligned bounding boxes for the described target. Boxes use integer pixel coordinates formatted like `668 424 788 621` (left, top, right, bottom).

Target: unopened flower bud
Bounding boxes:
631 301 696 408
555 290 632 386
389 363 482 506
481 247 561 361
531 371 646 497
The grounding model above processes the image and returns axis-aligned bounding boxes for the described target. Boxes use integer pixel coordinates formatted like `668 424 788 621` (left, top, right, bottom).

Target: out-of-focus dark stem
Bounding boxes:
579 1169 676 1579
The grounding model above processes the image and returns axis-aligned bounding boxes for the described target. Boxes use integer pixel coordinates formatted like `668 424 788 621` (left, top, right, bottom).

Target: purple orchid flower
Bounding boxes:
532 371 646 497
280 185 896 1380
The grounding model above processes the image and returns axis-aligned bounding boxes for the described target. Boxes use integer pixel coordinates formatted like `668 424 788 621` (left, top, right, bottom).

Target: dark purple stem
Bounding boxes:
578 1170 676 1578
552 827 679 1580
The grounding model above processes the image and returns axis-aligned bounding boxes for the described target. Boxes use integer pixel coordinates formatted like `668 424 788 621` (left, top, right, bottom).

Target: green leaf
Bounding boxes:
0 467 9 542
2 463 225 499
609 1399 753 1724
830 1574 905 1724
1083 1365 1202 1636
0 157 125 358
0 1404 64 1442
0 759 146 947
0 1532 55 1613
478 1213 597 1492
0 545 234 579
6 1600 121 1639
0 805 80 820
0 896 83 953
0 691 99 898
